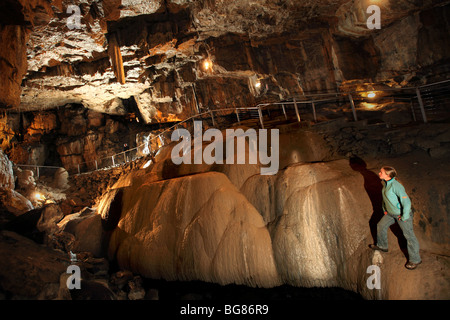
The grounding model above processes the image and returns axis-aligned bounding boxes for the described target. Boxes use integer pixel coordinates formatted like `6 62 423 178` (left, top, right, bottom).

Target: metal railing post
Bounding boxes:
311 100 317 122
293 98 301 122
258 107 264 129
282 104 287 120
415 87 427 123
235 108 241 124
410 98 417 122
210 110 215 126
348 93 358 121
112 156 115 167
192 84 200 114
77 164 80 175
95 160 98 170
36 166 39 178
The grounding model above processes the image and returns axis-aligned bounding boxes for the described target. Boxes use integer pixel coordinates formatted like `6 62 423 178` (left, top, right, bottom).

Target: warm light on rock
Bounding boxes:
0 0 449 302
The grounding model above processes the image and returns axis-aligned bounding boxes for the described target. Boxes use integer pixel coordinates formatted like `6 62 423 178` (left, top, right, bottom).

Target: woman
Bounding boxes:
369 166 422 270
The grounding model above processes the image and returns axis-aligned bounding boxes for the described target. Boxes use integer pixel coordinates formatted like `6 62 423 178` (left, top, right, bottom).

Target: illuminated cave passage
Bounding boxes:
0 0 450 301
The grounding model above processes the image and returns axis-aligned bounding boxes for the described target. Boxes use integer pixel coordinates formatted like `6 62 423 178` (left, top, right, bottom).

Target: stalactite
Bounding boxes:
107 32 126 85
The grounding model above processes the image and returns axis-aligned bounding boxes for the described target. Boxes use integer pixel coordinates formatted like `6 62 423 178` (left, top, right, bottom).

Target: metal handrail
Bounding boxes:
14 163 65 179
17 79 450 175
74 79 449 174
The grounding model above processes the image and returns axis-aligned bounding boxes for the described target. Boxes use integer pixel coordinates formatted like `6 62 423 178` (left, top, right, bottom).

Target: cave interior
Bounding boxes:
0 0 449 302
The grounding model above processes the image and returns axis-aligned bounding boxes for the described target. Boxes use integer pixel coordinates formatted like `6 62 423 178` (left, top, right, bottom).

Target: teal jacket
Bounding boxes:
382 178 412 220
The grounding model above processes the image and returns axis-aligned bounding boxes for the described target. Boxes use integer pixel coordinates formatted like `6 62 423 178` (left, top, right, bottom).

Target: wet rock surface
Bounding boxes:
0 116 449 300
0 0 449 303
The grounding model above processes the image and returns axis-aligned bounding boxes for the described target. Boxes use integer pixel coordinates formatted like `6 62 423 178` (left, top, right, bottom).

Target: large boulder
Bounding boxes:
0 187 34 216
0 230 68 299
100 156 450 299
57 207 104 257
3 203 62 243
14 167 36 191
242 160 373 288
99 171 281 288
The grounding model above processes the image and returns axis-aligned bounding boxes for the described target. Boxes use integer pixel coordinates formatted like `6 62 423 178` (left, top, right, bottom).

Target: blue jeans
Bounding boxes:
376 214 421 263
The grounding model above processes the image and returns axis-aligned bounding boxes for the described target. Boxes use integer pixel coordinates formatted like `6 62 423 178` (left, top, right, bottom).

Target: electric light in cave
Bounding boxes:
367 92 376 98
34 192 46 201
255 81 261 88
203 59 212 70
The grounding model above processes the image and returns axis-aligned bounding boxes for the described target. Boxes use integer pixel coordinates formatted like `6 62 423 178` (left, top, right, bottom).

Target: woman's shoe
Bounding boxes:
405 261 422 270
369 244 388 252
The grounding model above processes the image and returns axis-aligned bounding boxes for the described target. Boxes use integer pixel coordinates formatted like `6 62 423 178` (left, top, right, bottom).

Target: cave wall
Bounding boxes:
1 1 449 118
0 104 140 172
0 25 30 109
1 1 450 183
0 0 54 109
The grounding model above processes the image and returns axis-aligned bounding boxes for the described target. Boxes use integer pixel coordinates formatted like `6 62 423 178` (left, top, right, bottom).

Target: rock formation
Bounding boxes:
2 0 449 116
97 125 449 299
0 0 449 302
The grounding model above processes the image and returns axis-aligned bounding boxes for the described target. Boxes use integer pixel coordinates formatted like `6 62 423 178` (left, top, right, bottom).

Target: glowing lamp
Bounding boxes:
34 192 46 201
203 60 212 70
367 92 376 98
255 81 261 88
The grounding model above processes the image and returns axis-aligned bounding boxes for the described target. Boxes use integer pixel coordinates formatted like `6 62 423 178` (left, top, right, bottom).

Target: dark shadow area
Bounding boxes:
141 278 364 300
349 156 407 256
70 279 116 300
101 188 124 232
100 188 125 258
2 207 46 244
349 156 383 242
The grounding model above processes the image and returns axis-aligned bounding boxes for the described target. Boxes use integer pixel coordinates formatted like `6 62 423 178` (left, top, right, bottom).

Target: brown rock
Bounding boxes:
0 25 29 108
0 230 68 298
0 187 34 216
0 149 14 189
57 208 104 257
99 171 281 288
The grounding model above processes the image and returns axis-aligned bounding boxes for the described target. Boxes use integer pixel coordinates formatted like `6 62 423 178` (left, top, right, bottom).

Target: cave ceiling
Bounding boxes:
1 0 448 122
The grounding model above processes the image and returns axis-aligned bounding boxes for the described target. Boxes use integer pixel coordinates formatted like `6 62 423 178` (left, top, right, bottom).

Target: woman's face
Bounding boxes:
378 168 391 180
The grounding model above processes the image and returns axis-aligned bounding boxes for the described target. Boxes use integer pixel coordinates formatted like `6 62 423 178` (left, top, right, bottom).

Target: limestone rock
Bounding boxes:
0 148 14 189
0 187 34 216
242 160 373 288
99 171 281 288
53 167 70 190
8 0 447 116
57 207 104 257
0 230 68 299
0 25 30 109
36 203 64 235
14 167 36 191
127 276 146 300
27 112 58 136
3 203 63 244
87 110 105 128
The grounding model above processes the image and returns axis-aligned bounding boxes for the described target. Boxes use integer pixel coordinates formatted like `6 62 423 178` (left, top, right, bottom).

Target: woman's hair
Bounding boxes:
382 166 397 179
